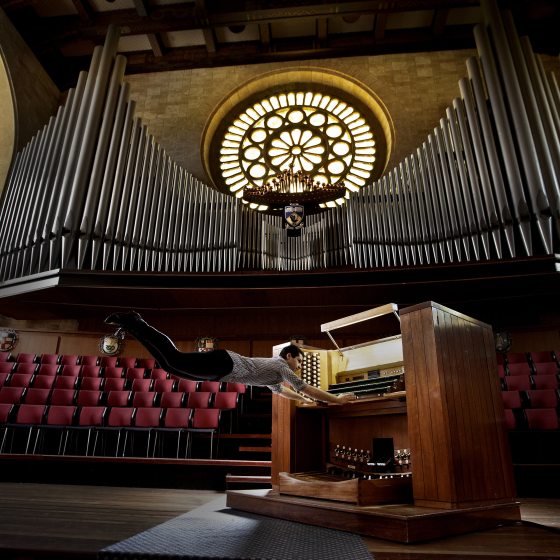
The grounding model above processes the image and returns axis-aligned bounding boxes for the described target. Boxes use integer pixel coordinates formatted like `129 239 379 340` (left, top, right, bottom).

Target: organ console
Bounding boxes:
228 302 522 542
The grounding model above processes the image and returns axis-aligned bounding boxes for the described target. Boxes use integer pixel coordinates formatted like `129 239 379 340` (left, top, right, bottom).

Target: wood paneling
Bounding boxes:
401 301 516 509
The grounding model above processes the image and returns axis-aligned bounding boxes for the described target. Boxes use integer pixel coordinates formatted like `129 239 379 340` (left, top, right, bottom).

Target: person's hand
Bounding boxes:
335 392 357 403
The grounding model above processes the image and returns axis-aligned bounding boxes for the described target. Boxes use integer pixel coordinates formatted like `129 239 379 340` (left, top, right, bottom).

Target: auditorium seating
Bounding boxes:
0 351 249 459
499 349 560 433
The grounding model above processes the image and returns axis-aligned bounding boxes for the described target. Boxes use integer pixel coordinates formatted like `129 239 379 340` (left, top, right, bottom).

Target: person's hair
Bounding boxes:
280 344 303 359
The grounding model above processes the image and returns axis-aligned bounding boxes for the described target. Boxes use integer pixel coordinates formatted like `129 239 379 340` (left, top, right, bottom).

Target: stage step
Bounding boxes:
225 474 272 489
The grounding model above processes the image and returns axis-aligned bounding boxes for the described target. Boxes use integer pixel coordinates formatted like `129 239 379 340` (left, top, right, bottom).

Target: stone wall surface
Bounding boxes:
125 50 559 187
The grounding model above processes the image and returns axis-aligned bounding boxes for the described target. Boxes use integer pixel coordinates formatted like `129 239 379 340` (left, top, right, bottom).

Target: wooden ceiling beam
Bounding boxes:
12 0 479 46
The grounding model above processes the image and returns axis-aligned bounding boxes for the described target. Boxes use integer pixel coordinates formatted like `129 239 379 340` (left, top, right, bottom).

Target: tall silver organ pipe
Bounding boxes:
0 5 558 280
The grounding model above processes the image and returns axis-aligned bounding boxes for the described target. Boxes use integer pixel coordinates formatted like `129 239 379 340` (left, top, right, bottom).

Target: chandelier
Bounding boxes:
243 165 347 212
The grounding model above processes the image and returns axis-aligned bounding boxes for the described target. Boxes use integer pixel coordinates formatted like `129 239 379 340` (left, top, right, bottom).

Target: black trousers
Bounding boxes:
124 317 234 381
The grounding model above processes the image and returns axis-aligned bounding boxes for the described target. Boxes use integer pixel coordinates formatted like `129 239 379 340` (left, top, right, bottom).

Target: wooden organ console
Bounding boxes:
227 302 521 543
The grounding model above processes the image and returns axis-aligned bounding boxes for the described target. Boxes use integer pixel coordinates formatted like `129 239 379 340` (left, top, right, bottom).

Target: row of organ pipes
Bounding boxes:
0 0 558 280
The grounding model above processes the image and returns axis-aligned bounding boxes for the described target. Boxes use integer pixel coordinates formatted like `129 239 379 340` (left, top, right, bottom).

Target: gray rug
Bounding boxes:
99 496 372 560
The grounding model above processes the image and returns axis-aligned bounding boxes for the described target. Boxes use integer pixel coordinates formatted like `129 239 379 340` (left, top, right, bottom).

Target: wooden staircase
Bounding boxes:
221 387 272 488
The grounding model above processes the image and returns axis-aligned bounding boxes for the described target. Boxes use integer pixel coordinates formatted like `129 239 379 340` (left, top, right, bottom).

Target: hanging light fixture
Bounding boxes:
243 165 347 208
243 164 346 235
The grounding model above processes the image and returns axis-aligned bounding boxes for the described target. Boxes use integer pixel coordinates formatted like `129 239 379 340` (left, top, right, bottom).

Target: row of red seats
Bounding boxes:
1 362 175 380
0 386 239 409
0 352 156 369
501 387 560 430
497 350 560 367
504 408 559 430
501 374 559 391
0 369 245 394
0 403 221 458
502 389 560 410
497 361 559 377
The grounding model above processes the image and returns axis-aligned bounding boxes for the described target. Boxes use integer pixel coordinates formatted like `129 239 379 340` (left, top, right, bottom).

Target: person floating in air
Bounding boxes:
105 311 356 404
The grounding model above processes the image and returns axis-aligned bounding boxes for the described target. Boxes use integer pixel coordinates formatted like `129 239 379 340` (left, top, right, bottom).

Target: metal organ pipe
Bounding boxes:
79 54 128 269
97 97 135 270
473 25 532 256
465 57 516 257
481 0 552 254
501 11 560 241
52 47 103 268
63 26 121 267
458 76 504 259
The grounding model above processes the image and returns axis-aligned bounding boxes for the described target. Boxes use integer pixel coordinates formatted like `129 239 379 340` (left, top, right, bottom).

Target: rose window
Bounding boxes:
218 91 377 210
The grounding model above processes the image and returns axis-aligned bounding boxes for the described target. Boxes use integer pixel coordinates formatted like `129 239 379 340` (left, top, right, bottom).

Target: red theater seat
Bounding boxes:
36 364 59 376
60 365 81 377
80 366 102 378
160 392 185 408
186 391 212 409
117 357 137 369
59 355 79 366
177 379 198 393
136 358 156 369
200 381 221 393
187 408 221 458
75 406 107 456
533 376 559 390
153 379 175 393
53 376 78 390
524 390 559 409
50 389 76 406
156 407 192 458
149 368 169 380
9 373 34 388
39 354 59 364
0 386 25 404
104 407 135 456
132 392 157 407
504 376 533 392
12 363 38 375
33 375 56 390
0 363 14 374
131 379 153 392
11 404 46 453
76 390 102 406
125 368 146 381
80 355 99 366
99 356 118 368
16 353 37 363
79 377 103 391
106 391 132 407
533 362 559 376
23 388 51 405
132 407 163 456
104 378 126 392
507 363 532 376
103 367 124 379
41 405 77 454
525 408 559 430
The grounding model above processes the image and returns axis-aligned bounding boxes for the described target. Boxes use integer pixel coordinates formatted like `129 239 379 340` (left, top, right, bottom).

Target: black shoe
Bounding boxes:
104 311 143 328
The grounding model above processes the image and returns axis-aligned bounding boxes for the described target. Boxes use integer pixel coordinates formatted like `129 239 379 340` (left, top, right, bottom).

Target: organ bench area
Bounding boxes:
227 301 521 543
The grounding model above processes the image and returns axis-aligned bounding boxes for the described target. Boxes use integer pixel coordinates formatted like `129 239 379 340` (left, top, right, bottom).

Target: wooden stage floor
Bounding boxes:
0 483 559 559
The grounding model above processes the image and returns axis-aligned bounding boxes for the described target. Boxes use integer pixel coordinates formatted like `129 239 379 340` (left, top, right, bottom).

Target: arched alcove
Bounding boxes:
0 53 15 195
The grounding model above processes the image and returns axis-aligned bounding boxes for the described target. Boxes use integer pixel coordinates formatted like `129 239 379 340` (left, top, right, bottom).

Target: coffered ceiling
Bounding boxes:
1 0 557 91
